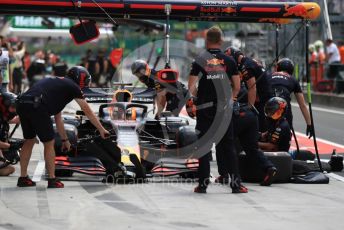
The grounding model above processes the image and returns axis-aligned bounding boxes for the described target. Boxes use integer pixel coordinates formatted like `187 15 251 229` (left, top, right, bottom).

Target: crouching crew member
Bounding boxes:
188 26 247 194
227 82 277 186
224 47 273 132
259 97 292 152
16 66 109 188
270 58 313 138
131 60 188 118
0 92 18 176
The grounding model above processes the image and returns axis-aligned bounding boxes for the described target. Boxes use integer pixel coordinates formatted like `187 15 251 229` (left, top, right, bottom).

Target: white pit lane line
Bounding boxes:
295 131 344 149
32 160 45 182
291 102 344 115
327 173 344 183
318 159 344 183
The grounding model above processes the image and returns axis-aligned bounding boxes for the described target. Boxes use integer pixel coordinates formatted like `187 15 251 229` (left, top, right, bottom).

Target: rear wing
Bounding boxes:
83 87 155 104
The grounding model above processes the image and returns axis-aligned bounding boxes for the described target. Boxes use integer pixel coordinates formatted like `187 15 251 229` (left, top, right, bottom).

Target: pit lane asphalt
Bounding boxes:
1 102 344 230
292 102 344 146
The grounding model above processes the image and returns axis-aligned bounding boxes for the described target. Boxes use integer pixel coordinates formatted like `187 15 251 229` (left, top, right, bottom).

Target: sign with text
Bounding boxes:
11 16 73 29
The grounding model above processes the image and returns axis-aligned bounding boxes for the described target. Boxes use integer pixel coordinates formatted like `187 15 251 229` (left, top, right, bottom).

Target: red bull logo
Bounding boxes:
283 4 309 18
222 7 236 14
207 58 224 66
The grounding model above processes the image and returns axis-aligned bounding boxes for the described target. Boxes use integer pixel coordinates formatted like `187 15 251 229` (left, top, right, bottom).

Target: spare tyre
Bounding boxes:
239 151 292 183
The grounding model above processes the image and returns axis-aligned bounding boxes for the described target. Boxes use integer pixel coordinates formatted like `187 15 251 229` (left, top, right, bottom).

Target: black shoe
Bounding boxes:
194 185 207 193
232 184 248 194
215 175 229 184
47 178 64 188
17 176 36 187
260 167 277 186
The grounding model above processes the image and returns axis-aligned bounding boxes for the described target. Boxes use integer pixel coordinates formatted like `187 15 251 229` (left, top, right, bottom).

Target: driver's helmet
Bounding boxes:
112 89 133 103
131 59 151 81
276 58 294 75
0 92 17 121
67 66 91 89
264 97 287 120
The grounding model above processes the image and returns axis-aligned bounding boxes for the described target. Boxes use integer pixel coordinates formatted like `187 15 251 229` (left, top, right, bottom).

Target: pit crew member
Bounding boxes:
224 47 273 132
16 66 109 188
131 60 188 118
0 92 18 176
270 58 313 138
188 26 247 194
258 97 292 152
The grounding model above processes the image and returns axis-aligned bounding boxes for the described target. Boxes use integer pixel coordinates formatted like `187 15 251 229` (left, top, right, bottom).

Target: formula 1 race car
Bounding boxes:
54 87 199 182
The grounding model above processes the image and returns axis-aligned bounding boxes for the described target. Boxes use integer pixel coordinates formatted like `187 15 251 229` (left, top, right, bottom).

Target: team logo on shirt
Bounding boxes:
207 58 224 66
205 58 227 73
206 74 225 80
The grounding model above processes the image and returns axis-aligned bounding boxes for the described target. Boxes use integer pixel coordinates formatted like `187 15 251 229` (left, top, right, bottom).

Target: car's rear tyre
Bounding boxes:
176 126 198 148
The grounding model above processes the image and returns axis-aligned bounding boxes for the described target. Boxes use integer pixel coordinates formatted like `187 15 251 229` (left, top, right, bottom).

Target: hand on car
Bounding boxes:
61 140 71 152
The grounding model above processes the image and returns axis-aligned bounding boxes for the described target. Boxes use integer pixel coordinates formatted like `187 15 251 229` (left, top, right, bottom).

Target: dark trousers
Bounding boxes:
196 108 239 187
234 108 274 172
215 121 239 176
13 67 23 94
327 61 341 79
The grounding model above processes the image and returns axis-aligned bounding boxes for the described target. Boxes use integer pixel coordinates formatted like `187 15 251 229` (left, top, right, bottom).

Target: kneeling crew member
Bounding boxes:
258 97 292 152
0 92 18 176
16 66 109 188
188 26 247 194
131 60 188 118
